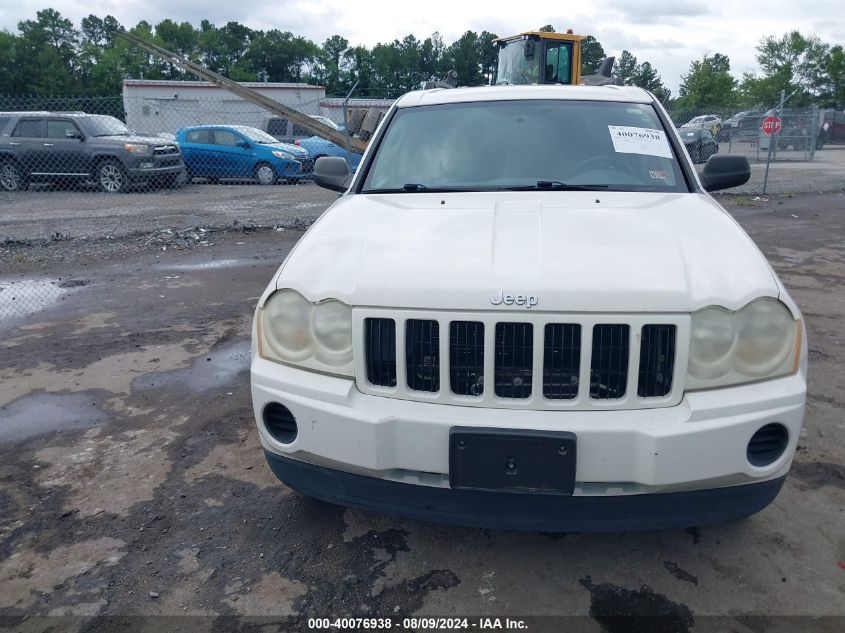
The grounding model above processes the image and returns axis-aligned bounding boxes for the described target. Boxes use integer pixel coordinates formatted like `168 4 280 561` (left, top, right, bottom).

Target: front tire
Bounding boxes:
0 160 26 192
254 162 277 186
96 159 128 193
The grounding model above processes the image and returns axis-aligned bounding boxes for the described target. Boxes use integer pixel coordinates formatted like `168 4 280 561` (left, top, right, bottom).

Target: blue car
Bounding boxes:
294 136 362 172
175 125 311 185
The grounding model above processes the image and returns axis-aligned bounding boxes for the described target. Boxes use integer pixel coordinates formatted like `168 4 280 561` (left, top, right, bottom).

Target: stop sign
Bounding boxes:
762 115 782 135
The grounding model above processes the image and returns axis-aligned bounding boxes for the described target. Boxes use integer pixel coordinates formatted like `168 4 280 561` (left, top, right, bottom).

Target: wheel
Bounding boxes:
254 162 277 186
96 159 128 193
0 160 27 192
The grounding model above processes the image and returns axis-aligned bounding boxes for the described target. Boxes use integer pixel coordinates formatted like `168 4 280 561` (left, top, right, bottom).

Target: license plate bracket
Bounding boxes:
449 427 576 495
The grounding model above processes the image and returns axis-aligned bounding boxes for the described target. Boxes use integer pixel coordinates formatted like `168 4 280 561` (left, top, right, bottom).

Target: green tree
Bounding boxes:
676 53 737 109
17 9 78 94
632 61 671 102
580 35 605 76
740 31 832 106
441 31 484 86
538 25 555 33
613 50 638 84
825 45 845 108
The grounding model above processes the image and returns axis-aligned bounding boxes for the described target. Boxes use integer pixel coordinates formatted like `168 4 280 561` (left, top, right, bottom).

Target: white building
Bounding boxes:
122 79 395 136
122 79 326 136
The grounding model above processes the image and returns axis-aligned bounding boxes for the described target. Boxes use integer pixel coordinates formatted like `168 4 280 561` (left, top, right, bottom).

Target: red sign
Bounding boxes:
762 116 782 135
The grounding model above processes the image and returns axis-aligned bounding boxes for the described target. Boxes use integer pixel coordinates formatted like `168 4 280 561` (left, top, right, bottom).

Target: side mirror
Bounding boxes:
236 140 250 149
66 130 83 140
700 154 750 192
313 156 351 193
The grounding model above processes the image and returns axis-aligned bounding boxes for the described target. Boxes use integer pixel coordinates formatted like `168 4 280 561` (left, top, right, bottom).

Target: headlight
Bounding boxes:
271 150 294 160
258 289 353 376
124 143 149 153
687 298 800 390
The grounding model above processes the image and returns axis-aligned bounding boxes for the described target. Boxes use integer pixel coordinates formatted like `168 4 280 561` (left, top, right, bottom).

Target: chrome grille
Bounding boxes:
153 144 179 155
357 310 687 411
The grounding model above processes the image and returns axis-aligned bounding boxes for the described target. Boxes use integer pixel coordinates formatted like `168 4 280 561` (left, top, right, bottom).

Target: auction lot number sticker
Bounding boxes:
608 125 673 158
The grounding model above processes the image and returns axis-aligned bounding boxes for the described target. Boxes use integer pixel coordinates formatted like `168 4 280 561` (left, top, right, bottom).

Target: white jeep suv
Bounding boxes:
250 85 807 531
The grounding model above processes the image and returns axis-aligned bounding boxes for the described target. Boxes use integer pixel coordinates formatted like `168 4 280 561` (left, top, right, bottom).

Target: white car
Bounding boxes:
251 84 807 531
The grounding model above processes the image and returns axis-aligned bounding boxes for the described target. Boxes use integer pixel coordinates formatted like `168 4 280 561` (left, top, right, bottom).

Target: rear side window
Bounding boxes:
13 119 43 138
46 119 80 139
213 130 241 146
267 118 288 137
186 129 212 144
0 117 11 134
291 123 311 136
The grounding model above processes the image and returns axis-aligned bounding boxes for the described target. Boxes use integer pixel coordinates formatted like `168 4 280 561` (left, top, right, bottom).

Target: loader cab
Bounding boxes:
494 31 583 86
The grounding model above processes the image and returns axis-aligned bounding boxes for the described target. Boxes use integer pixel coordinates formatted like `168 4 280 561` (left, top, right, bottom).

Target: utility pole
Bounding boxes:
114 29 369 153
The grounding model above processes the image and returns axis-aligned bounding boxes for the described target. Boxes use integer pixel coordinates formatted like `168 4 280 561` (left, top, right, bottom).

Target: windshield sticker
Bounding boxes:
608 126 673 158
649 170 668 180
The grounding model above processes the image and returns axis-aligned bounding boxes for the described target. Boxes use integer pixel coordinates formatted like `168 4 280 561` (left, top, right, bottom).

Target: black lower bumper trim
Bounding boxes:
264 450 786 532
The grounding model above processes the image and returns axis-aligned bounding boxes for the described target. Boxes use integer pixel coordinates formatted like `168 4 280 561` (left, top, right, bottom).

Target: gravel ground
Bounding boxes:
697 143 845 195
0 193 843 631
0 182 335 242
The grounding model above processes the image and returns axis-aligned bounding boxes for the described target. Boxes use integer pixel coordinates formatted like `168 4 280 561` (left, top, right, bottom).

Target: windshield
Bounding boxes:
232 126 280 144
496 41 539 85
79 115 132 137
361 100 688 193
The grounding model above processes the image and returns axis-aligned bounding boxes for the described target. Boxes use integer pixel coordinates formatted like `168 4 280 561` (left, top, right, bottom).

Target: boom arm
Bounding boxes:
115 30 369 153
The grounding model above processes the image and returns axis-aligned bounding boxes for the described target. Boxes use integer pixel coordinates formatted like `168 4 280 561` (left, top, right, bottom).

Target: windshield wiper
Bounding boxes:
362 184 483 193
502 180 610 191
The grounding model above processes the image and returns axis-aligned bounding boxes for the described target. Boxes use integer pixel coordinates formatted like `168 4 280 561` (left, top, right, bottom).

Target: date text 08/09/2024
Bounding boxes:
308 617 528 630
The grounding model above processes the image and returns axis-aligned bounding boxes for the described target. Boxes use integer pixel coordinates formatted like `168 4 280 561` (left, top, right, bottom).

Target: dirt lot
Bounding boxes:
0 193 844 632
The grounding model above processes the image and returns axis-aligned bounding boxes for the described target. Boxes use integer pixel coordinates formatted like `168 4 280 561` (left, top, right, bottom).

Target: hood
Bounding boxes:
96 134 175 145
265 142 308 157
276 192 779 313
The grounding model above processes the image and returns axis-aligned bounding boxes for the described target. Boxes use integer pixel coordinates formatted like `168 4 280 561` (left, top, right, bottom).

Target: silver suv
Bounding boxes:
0 112 186 192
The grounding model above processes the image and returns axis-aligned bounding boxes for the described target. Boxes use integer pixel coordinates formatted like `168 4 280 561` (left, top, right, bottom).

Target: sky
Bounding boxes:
1 0 842 93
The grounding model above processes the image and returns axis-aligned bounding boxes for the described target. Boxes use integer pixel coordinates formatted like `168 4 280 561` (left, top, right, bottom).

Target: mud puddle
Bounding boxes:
0 393 107 444
132 339 251 393
155 258 249 271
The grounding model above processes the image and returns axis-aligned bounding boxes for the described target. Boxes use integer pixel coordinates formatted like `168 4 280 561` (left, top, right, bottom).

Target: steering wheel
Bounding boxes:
569 155 636 179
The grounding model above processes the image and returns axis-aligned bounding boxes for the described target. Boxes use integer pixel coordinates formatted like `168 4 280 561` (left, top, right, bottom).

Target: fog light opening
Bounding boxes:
747 423 788 467
263 402 298 444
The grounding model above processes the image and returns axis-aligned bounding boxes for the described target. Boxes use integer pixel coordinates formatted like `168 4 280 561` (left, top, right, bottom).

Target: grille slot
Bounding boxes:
494 323 533 399
637 324 676 398
543 324 581 400
365 318 396 387
747 423 788 466
406 319 440 392
590 324 630 399
450 321 485 396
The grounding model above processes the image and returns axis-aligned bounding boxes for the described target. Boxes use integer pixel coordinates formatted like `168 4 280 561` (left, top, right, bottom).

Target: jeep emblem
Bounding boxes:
490 290 538 309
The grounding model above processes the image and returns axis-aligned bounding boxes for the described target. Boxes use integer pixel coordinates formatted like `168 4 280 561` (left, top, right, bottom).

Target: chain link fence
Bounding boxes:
0 91 842 199
0 87 397 194
667 104 845 195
